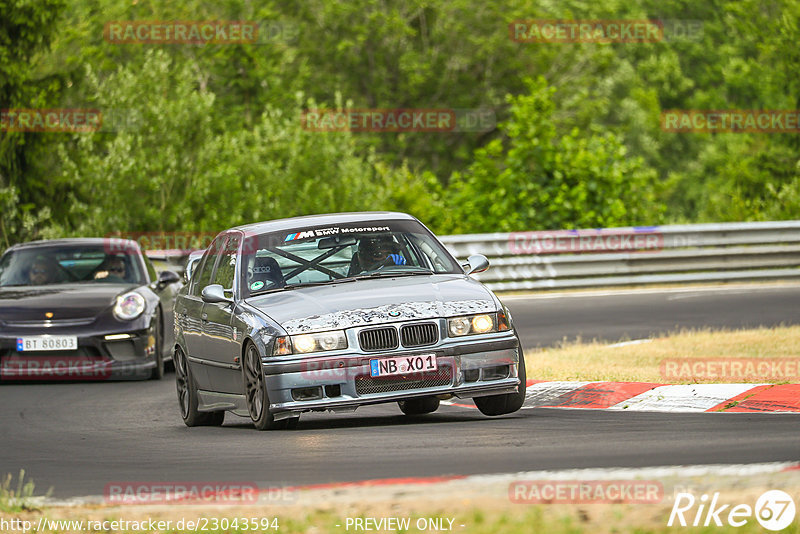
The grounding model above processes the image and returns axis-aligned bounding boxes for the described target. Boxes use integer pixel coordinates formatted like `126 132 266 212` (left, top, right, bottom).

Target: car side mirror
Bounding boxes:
463 254 490 275
157 270 181 287
201 284 232 304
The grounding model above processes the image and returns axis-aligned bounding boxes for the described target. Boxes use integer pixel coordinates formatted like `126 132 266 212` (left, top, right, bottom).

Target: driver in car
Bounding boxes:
352 235 406 273
28 257 57 285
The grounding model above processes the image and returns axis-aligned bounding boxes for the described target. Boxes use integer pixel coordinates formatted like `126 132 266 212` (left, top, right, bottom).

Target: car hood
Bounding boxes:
0 283 138 322
245 274 499 335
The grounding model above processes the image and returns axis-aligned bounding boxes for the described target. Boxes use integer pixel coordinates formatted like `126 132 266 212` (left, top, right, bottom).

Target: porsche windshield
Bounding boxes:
0 245 146 287
241 220 462 297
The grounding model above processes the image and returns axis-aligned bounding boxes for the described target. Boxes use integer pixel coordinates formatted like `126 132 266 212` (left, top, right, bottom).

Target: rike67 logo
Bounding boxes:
668 490 796 530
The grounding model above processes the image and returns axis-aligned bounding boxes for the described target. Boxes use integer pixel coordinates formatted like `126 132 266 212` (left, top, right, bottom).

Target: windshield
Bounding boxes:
0 245 147 287
240 219 461 297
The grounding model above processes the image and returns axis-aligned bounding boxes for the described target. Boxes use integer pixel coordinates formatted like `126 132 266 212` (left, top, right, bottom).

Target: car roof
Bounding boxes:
231 211 418 235
5 237 140 252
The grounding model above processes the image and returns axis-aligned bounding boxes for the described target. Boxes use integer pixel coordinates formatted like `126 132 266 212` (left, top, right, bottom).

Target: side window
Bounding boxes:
210 234 239 291
143 255 158 283
190 236 225 296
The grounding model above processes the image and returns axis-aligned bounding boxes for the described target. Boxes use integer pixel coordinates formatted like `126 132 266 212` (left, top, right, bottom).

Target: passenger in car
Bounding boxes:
94 255 129 282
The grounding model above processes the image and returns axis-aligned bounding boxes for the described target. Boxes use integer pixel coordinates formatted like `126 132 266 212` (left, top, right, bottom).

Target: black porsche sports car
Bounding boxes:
0 238 182 380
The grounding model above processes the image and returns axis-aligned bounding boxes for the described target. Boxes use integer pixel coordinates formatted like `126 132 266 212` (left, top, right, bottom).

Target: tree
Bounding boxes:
442 77 662 233
0 0 65 246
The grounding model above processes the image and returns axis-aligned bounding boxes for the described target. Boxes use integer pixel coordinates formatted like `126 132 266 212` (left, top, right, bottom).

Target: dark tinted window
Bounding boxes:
0 245 147 287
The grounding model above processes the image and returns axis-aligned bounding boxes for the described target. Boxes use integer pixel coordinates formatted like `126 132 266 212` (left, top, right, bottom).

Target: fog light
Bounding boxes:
104 334 132 341
291 387 323 401
482 365 510 381
463 369 480 382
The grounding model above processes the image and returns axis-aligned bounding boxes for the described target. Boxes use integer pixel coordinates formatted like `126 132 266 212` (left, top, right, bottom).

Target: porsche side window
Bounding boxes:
143 255 158 283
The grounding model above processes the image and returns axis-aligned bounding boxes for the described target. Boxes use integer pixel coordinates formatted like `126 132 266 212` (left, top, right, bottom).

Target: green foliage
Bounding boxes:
2 0 799 245
0 0 65 245
443 78 662 233
55 51 440 236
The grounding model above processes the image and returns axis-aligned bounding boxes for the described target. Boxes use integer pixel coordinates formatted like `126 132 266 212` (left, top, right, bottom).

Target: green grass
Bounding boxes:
0 470 48 513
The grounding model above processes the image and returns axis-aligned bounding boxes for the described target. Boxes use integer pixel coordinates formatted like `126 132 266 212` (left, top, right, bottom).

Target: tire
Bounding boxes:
280 416 300 430
149 310 165 380
175 347 224 427
474 347 527 416
243 342 292 430
398 397 440 415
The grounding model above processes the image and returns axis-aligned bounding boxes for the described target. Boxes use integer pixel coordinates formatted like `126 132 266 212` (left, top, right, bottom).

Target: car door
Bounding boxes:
179 236 224 389
200 233 242 394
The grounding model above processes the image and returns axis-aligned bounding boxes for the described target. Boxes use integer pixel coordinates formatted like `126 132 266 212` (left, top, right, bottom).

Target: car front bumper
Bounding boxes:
261 334 522 419
0 322 158 381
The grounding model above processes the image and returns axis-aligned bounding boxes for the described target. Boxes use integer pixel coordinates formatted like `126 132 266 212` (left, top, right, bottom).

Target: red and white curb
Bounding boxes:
279 461 800 493
48 462 800 507
445 381 800 413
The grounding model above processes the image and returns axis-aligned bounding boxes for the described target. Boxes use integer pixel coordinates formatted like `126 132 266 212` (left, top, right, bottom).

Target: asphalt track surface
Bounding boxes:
2 284 799 498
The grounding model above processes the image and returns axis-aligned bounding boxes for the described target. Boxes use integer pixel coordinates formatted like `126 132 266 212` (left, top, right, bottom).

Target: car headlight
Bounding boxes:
113 292 146 321
272 330 347 355
448 312 510 337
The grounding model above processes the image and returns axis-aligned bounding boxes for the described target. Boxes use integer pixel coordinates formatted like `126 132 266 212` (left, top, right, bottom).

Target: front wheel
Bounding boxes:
474 351 527 416
243 343 297 430
175 347 224 427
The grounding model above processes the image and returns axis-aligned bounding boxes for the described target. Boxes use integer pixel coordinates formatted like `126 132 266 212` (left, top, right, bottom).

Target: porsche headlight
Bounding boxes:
113 292 146 321
448 313 507 337
273 331 347 355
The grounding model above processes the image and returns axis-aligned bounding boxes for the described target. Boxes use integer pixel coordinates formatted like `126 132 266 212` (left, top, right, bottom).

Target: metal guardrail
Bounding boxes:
439 221 800 291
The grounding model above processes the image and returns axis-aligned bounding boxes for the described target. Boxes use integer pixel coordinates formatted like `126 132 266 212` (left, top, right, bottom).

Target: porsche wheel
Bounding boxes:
474 348 527 416
175 347 224 427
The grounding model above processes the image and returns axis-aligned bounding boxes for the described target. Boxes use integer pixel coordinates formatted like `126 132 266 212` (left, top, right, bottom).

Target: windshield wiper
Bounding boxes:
249 278 356 296
357 268 434 279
